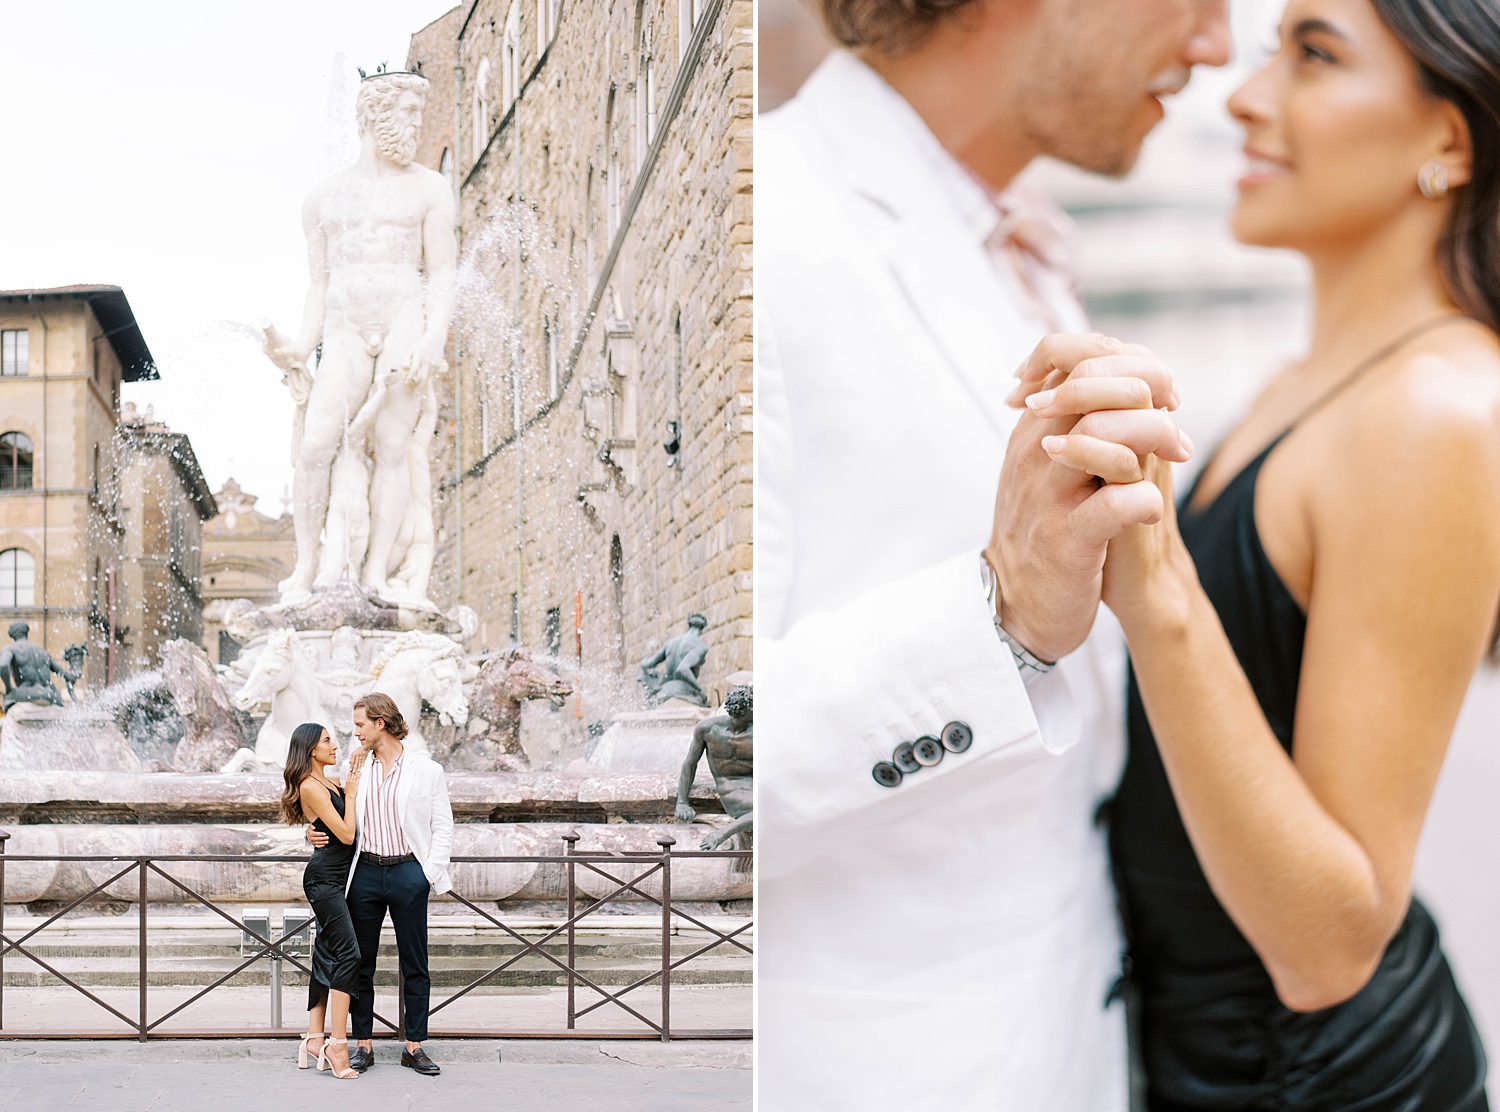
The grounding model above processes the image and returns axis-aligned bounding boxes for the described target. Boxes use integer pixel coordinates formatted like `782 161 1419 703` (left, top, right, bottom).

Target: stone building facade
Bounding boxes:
405 0 752 726
116 403 216 675
0 286 156 686
200 479 295 665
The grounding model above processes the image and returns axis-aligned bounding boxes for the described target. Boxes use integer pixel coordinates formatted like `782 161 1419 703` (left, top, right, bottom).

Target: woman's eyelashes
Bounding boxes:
1258 26 1339 67
1296 38 1337 65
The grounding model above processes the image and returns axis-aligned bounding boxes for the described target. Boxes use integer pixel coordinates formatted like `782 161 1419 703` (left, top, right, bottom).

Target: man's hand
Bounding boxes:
987 334 1192 662
674 802 696 823
305 823 330 849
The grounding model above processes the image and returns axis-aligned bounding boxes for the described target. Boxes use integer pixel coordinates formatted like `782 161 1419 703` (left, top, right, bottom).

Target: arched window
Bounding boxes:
546 315 561 400
678 0 700 58
0 432 33 491
635 7 655 165
0 548 35 606
606 87 621 240
502 7 520 107
537 0 560 52
473 57 493 162
438 147 453 180
584 164 596 279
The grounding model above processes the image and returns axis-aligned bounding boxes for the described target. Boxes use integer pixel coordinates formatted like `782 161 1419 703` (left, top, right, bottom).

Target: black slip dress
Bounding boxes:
302 781 361 1006
1109 329 1489 1111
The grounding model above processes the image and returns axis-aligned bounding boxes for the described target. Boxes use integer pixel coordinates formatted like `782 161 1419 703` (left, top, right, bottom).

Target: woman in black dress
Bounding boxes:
1014 0 1500 1105
279 722 368 1080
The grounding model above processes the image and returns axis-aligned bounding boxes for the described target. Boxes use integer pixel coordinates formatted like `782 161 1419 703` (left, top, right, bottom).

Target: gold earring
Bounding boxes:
1418 159 1450 200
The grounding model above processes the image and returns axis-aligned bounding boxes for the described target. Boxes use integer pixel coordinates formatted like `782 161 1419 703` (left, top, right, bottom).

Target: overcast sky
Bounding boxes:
3 1 458 513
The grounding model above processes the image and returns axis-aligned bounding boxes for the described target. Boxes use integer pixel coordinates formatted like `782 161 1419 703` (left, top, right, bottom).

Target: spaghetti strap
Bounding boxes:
1281 314 1469 437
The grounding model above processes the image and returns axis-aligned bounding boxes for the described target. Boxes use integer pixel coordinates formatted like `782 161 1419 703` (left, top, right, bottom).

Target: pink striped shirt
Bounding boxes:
362 753 410 857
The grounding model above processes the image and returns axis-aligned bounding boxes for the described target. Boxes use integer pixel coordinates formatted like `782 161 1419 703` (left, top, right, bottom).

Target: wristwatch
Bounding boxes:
979 553 1056 683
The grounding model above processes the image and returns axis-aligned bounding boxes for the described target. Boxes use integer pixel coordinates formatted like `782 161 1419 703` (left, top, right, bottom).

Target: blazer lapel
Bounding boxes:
800 52 1033 439
882 218 1023 438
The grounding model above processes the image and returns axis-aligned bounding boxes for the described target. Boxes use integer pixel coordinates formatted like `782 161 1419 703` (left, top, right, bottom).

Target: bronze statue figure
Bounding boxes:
0 621 79 710
639 614 710 707
675 684 752 851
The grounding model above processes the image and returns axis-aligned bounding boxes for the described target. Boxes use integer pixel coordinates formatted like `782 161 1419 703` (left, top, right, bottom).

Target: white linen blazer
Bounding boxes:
344 749 455 897
757 52 1128 1111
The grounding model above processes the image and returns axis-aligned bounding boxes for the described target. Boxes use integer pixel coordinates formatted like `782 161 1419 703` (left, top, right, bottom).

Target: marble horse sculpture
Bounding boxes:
221 628 469 771
365 630 470 756
223 629 332 771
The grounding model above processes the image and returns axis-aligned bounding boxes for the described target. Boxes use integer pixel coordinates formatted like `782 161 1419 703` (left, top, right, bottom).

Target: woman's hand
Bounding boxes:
1093 455 1197 632
346 749 369 794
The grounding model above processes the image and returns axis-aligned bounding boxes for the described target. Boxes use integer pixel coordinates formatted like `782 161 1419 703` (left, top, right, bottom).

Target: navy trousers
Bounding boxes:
346 857 431 1042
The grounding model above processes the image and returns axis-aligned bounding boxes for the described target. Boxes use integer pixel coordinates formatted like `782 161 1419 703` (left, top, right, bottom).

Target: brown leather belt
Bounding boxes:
361 851 417 867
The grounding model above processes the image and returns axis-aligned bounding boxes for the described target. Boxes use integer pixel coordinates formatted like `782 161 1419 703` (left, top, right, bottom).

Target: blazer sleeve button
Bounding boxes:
941 721 974 754
872 761 904 788
912 736 944 767
892 741 922 774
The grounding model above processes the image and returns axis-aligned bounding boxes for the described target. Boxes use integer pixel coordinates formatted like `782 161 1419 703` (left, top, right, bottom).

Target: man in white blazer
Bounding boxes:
310 691 453 1075
757 1 1229 1108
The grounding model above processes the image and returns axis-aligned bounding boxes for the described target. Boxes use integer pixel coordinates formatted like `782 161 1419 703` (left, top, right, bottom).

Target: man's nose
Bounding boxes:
1187 0 1232 68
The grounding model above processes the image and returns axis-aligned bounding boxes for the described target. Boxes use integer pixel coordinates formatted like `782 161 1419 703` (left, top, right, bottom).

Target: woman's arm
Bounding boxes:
301 779 357 845
1101 359 1500 1012
343 751 367 830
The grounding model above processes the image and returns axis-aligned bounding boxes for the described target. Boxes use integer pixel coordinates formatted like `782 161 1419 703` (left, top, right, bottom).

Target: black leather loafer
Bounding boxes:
402 1046 441 1076
348 1045 373 1072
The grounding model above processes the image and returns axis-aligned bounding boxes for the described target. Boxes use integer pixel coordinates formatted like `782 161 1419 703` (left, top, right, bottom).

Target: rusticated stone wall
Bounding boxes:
407 0 752 745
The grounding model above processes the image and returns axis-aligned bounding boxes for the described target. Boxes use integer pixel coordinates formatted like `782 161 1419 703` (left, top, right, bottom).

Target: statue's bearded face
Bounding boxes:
356 77 427 167
373 91 422 165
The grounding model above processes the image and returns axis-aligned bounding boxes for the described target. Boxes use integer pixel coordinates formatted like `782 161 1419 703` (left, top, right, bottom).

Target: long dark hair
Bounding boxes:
1371 0 1500 334
1371 0 1500 657
279 722 329 824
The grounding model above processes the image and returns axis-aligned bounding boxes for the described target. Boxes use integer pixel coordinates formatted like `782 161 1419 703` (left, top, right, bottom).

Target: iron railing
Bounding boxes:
0 830 751 1041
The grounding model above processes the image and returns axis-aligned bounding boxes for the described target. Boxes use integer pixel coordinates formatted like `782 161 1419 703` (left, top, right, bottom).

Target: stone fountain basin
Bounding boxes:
0 770 717 826
0 822 750 905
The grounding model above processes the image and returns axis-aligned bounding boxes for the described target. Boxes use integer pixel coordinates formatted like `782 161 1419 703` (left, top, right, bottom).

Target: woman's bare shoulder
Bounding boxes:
1355 325 1500 454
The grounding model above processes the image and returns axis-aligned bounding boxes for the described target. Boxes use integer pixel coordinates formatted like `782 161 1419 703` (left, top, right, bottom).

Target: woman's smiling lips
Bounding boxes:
1239 147 1291 188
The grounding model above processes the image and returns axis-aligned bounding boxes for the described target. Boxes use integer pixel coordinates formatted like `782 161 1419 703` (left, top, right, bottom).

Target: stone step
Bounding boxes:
0 913 753 990
1 953 751 989
7 938 714 959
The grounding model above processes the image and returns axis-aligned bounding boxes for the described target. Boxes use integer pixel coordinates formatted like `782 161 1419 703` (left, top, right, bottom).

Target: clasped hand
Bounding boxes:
993 334 1191 660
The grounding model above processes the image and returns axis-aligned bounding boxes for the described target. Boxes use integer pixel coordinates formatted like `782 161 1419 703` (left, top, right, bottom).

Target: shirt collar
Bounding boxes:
797 51 1073 263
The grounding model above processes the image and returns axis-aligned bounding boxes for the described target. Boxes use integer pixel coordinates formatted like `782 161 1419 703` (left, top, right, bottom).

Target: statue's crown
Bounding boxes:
358 61 425 83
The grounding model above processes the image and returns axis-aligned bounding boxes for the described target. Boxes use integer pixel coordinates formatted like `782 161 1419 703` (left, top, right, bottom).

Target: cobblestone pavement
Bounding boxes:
0 1038 752 1112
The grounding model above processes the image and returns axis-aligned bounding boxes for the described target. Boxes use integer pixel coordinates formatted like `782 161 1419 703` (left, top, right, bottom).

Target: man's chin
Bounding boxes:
1078 136 1146 179
1047 131 1145 180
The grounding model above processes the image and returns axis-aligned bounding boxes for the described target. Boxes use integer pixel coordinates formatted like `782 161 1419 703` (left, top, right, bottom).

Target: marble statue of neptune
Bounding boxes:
266 71 456 608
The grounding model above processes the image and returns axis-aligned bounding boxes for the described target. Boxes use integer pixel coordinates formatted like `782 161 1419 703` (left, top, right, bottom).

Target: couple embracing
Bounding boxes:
277 692 453 1079
760 0 1500 1105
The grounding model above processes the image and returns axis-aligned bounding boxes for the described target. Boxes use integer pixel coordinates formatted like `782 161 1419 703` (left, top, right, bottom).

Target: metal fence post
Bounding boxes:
271 949 282 1030
138 857 148 1041
0 829 9 1032
562 831 579 1030
657 834 674 1042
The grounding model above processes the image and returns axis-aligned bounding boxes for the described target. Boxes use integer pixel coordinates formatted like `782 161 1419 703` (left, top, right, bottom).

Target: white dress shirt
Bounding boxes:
757 51 1128 1111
